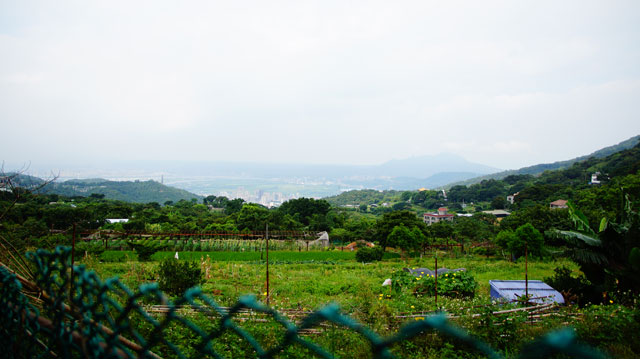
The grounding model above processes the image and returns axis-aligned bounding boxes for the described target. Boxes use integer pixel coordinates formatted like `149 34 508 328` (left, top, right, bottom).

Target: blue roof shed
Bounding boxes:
489 280 564 304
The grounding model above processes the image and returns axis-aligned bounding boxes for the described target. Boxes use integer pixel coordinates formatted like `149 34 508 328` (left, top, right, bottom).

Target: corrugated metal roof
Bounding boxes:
489 280 564 304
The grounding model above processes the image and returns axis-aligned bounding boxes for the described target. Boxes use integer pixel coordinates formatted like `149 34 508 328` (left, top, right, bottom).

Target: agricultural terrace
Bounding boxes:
84 248 574 311
72 245 630 357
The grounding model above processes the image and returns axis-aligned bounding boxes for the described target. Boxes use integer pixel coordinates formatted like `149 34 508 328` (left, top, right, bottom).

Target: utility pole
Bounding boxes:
435 255 438 311
525 242 529 303
70 223 76 300
266 223 270 305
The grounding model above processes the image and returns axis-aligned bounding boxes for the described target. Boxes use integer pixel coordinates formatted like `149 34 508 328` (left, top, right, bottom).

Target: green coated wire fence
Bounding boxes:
0 246 607 359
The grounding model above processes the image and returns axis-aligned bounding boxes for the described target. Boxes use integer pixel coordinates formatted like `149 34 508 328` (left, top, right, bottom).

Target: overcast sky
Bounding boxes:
1 0 639 171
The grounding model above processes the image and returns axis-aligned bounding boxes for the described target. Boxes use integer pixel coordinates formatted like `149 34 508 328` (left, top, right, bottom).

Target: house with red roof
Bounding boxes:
549 200 568 209
423 207 455 225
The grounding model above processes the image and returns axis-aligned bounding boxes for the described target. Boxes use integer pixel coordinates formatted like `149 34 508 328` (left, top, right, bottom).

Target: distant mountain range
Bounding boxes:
6 135 638 202
99 153 498 181
9 153 500 199
443 135 640 188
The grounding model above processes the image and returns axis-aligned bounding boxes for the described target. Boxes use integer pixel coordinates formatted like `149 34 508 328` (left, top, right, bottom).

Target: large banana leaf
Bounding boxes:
570 247 609 265
554 230 602 247
567 202 596 235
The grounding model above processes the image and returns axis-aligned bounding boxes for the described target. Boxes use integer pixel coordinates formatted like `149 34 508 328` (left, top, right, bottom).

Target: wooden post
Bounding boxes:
525 242 528 303
266 224 270 305
70 223 76 300
435 255 438 311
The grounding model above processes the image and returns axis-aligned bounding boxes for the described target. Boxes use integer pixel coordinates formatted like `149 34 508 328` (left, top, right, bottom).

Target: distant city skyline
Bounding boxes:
1 1 640 170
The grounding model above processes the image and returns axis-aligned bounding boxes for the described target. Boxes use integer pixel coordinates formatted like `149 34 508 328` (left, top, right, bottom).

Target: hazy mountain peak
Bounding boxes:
376 153 500 179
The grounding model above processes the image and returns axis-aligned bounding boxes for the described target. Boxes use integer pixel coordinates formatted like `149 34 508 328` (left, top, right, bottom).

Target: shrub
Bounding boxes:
392 269 477 298
391 269 415 292
355 246 384 262
471 245 498 257
99 251 134 262
414 270 477 298
75 241 105 257
576 304 640 354
381 251 401 260
157 259 204 297
544 266 598 305
128 241 166 261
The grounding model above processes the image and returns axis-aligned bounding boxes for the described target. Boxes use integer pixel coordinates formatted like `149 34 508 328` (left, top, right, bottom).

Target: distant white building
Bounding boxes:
106 218 129 224
423 207 454 225
506 192 519 204
590 172 601 185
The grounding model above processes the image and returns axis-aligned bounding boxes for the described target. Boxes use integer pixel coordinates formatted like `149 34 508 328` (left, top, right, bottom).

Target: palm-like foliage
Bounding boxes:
548 202 605 266
551 196 640 293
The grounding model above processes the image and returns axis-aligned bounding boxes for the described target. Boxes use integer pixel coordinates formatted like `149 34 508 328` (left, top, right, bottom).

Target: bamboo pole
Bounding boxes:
266 223 270 305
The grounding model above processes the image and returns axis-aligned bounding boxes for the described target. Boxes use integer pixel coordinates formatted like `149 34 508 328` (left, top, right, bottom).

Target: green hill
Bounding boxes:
324 189 402 206
444 135 640 188
45 179 202 203
6 174 202 203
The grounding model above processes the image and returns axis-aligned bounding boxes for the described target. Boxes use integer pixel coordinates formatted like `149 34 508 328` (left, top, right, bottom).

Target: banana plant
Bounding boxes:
549 195 640 293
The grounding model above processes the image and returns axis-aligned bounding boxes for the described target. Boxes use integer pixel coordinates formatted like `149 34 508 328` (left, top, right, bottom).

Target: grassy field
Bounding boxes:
82 251 577 314
73 251 640 358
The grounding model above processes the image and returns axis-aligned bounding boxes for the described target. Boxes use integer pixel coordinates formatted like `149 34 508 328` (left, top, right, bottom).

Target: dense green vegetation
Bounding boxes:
2 140 640 357
8 175 202 203
446 134 640 187
70 253 637 358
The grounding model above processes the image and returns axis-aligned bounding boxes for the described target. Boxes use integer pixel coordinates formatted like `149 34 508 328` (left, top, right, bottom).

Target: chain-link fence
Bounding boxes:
0 246 607 358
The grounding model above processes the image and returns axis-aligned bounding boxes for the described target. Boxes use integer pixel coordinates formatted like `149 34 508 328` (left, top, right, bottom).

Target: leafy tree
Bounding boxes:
204 195 231 208
375 210 427 249
392 202 411 211
491 195 507 209
411 190 427 205
386 225 415 253
454 216 494 242
329 228 350 243
472 212 498 226
429 220 453 240
494 230 516 255
495 224 543 260
342 216 375 242
355 246 384 262
513 223 544 259
309 213 330 231
236 204 270 231
410 226 427 249
401 191 413 201
157 259 204 297
499 205 569 234
278 198 331 226
224 198 245 215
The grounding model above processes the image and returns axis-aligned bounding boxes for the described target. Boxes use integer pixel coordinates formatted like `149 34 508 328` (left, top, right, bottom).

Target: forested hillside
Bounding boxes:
324 189 401 207
323 142 640 229
7 175 202 204
445 134 640 188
